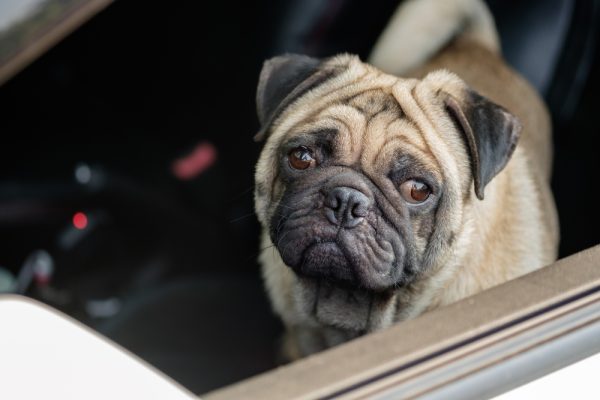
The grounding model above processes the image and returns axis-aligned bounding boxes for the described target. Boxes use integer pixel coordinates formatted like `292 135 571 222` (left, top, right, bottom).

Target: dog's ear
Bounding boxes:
444 91 521 200
255 54 337 142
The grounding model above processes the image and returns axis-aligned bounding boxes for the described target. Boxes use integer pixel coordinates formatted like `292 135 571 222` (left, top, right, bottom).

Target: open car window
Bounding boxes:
1 0 599 399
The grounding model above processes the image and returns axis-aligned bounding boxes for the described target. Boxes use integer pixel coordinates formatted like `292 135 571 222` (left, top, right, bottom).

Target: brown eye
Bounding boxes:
399 179 431 203
288 146 315 170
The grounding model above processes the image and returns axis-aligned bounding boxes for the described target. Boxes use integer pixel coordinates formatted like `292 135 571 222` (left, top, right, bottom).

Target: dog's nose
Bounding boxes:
325 187 370 228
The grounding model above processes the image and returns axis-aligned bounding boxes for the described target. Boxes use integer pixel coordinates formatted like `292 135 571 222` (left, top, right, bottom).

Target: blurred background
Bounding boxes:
0 0 598 395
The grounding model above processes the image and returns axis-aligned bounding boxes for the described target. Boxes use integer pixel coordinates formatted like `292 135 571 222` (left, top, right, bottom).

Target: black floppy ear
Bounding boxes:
255 54 332 142
444 91 521 200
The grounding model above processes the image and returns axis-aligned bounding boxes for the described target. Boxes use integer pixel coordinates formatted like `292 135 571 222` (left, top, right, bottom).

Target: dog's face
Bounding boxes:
265 91 439 292
255 54 520 332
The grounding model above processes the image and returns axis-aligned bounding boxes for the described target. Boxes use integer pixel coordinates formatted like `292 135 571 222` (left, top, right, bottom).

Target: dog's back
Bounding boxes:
369 0 499 75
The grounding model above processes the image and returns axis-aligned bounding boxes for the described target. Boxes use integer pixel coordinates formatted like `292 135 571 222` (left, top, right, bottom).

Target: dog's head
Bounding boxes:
254 54 520 332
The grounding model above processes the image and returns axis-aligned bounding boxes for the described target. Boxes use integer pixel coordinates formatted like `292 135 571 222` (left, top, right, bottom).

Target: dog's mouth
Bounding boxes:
287 238 406 332
298 242 356 284
277 226 406 292
287 240 401 333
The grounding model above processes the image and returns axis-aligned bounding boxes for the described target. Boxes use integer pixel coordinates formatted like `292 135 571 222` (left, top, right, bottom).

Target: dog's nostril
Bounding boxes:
324 193 340 210
351 202 368 218
331 198 341 211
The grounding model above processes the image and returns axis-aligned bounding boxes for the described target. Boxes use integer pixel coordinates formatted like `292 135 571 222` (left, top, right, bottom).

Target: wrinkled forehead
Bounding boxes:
277 85 443 178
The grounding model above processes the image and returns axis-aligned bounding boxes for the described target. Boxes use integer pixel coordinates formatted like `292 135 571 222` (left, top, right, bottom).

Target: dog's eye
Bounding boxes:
288 146 315 170
399 179 431 203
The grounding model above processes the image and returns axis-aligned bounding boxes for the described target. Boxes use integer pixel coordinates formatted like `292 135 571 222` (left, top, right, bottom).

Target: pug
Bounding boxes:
253 0 559 359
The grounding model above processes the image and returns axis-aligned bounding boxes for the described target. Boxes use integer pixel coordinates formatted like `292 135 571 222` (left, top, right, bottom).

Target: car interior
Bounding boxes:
0 0 599 396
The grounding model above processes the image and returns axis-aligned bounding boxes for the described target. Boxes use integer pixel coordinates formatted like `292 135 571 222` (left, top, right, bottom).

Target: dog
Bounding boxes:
253 0 559 360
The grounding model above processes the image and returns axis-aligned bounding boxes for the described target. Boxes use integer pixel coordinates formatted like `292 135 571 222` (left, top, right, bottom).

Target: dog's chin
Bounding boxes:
292 277 398 333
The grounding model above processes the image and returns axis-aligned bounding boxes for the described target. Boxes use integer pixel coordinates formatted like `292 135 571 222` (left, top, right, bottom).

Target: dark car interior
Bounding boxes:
0 0 598 395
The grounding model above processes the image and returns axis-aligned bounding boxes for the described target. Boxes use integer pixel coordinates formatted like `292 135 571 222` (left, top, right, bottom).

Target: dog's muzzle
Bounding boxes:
272 177 406 291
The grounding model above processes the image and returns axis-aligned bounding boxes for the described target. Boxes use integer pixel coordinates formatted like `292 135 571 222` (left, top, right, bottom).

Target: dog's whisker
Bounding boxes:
229 185 256 202
276 230 291 249
229 212 257 223
245 243 277 262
